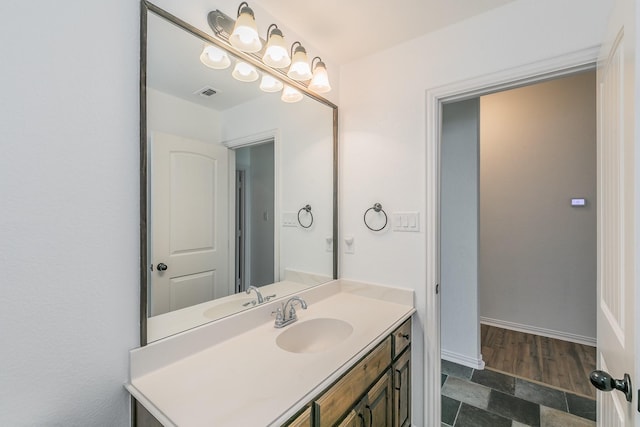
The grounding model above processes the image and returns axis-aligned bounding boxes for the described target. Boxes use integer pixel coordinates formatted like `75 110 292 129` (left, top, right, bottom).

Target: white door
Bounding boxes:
595 0 637 424
150 132 229 316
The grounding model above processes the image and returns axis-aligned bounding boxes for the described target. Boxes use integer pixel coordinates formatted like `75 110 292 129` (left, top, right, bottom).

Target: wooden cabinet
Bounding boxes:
337 372 392 427
286 406 312 427
364 371 393 427
315 337 391 426
391 318 411 427
393 349 411 427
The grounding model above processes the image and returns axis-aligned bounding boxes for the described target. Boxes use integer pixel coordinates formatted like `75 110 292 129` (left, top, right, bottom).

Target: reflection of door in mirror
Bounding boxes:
234 141 275 292
150 132 230 316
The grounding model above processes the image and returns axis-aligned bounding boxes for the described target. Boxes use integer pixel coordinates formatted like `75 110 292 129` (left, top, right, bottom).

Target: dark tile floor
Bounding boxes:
441 360 596 427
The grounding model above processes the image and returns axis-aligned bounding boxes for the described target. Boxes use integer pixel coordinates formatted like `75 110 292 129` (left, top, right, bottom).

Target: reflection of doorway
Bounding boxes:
234 140 275 291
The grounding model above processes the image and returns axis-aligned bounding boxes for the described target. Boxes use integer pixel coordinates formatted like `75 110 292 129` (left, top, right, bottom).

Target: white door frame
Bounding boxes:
424 46 599 426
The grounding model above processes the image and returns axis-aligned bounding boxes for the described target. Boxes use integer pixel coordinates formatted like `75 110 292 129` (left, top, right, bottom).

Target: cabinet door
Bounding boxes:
315 338 391 426
393 350 411 427
337 409 363 427
287 406 312 427
365 371 392 427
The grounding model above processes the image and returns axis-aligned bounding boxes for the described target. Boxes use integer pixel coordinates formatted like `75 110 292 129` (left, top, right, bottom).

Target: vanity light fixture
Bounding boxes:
199 45 231 69
259 74 284 93
287 41 312 81
263 24 291 68
308 56 331 93
281 85 303 103
229 2 262 53
207 5 331 99
232 61 259 82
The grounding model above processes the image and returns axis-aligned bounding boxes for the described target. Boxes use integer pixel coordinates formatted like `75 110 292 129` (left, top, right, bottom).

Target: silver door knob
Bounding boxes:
590 370 632 402
156 263 168 271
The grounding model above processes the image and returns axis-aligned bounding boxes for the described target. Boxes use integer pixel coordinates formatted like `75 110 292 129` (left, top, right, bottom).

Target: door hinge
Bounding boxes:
436 283 440 294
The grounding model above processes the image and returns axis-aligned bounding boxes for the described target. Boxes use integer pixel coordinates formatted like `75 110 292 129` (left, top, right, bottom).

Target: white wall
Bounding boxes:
339 1 611 424
441 99 482 367
1 1 139 425
479 71 597 343
147 88 221 143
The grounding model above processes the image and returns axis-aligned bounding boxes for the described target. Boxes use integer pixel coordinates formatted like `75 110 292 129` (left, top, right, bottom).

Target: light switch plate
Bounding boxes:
392 212 420 232
282 212 298 227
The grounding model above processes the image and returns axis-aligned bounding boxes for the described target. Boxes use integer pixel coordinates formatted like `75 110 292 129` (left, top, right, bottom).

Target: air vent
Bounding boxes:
194 86 218 97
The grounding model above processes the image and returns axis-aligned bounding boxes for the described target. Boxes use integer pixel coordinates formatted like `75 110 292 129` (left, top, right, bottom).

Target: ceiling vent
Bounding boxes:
194 86 218 97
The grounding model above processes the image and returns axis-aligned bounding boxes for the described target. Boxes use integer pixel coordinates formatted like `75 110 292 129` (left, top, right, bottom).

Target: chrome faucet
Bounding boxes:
245 285 264 304
273 296 308 328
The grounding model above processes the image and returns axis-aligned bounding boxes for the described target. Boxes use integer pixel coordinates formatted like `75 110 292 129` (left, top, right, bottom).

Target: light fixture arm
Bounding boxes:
290 41 302 57
236 1 250 17
266 23 279 39
311 56 322 69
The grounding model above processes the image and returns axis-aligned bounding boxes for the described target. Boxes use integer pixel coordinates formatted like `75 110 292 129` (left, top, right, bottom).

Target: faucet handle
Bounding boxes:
271 306 284 322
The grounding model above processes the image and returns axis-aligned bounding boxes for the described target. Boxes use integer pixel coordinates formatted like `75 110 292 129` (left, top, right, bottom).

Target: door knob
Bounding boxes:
590 370 632 402
156 263 168 271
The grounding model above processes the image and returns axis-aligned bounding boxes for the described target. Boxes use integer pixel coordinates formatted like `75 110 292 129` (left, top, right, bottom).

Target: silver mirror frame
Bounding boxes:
139 0 338 346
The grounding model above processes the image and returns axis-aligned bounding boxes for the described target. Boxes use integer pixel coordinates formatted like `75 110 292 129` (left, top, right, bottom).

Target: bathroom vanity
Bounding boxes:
127 280 414 426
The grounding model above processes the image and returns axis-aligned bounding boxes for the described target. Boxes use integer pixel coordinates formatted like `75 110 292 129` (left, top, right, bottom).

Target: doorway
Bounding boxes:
439 71 597 426
233 140 276 292
422 48 602 426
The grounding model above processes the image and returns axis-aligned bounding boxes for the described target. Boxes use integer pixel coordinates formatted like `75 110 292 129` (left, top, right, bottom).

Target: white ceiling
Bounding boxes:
252 0 517 64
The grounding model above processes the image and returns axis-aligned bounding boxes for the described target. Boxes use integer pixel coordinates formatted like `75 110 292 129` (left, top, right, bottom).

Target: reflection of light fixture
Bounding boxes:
287 41 312 81
232 61 259 82
229 2 262 53
260 75 284 92
263 24 291 68
309 56 331 93
199 45 231 69
281 85 303 103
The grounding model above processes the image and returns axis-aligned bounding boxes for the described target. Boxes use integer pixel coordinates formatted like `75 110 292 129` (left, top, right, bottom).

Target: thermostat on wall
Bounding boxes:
571 198 586 207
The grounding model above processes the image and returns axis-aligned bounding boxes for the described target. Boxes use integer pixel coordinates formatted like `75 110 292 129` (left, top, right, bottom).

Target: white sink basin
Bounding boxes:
276 318 354 354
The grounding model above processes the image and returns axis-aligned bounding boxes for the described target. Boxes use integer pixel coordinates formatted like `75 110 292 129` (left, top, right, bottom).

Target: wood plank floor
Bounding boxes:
480 324 596 399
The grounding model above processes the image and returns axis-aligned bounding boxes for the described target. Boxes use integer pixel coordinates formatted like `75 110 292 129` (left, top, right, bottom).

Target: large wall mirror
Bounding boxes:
140 2 338 344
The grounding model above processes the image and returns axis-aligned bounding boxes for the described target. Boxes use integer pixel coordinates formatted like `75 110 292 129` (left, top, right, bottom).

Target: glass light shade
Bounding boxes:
281 85 303 103
199 45 231 69
263 29 291 68
232 61 259 82
259 75 284 93
229 7 262 53
287 47 312 81
309 61 331 93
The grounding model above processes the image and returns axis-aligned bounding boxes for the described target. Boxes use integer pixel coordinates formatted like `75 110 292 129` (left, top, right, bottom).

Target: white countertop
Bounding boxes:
127 280 414 426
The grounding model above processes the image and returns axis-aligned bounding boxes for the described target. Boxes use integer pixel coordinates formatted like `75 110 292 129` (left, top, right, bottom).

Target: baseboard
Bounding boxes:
480 317 596 347
441 349 485 370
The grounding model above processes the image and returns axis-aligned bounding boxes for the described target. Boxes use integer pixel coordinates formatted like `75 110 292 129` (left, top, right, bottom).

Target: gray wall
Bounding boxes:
441 98 482 366
479 71 597 342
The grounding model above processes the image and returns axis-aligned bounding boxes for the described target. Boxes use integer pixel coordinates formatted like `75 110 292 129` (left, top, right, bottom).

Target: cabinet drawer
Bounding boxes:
392 318 411 358
315 337 392 426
